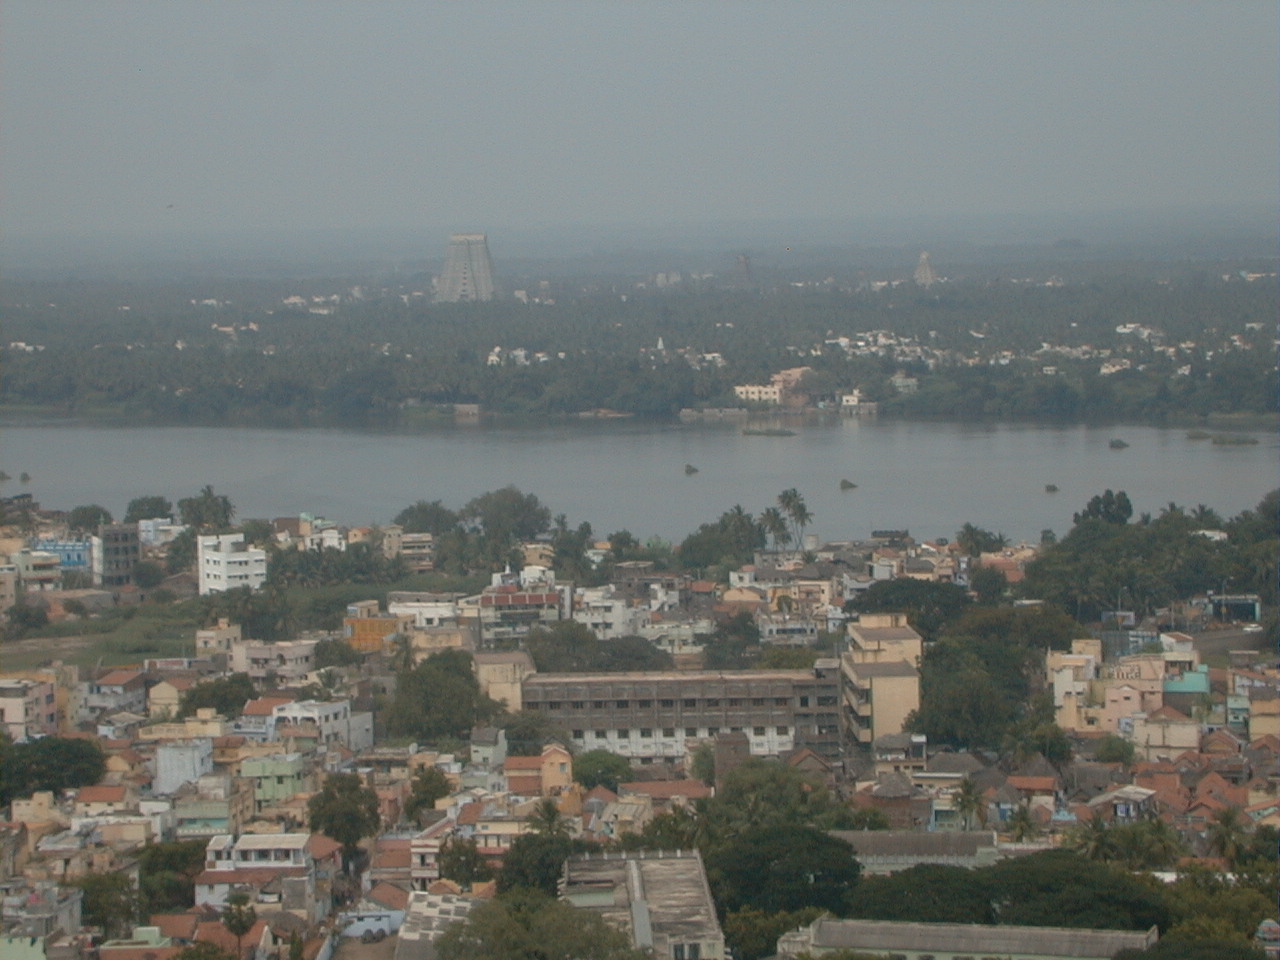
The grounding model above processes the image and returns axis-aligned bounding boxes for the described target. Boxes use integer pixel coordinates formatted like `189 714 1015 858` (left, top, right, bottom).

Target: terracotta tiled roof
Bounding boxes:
584 785 619 804
506 775 541 796
149 913 200 941
367 881 410 911
503 756 543 771
77 785 127 803
373 847 411 870
194 918 268 959
306 834 343 859
1147 705 1192 721
98 669 144 686
242 696 295 716
456 802 482 826
194 867 308 886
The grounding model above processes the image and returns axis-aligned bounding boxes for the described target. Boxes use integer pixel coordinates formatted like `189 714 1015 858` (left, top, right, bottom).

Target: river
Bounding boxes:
1 418 1274 545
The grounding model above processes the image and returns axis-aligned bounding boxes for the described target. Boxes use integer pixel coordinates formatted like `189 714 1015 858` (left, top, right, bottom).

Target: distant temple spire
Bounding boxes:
436 233 497 302
913 251 937 288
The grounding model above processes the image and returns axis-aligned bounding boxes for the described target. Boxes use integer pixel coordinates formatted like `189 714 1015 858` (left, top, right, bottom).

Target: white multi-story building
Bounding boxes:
272 699 374 752
197 534 267 595
573 585 646 640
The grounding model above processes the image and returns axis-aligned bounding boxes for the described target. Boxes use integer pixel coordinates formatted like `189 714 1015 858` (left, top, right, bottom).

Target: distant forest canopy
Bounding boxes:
2 264 1275 426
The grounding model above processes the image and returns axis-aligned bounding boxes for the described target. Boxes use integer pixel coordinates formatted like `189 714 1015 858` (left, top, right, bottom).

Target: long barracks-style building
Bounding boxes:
519 662 842 763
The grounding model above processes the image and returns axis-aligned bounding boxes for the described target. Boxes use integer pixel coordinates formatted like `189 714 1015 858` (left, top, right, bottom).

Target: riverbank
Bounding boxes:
3 402 1276 433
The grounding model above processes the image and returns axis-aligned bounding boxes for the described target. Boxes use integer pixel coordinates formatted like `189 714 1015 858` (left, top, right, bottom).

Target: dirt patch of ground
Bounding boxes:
332 933 399 960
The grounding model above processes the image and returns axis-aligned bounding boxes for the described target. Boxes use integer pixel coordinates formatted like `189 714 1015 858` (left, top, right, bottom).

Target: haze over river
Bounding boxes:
2 418 1275 545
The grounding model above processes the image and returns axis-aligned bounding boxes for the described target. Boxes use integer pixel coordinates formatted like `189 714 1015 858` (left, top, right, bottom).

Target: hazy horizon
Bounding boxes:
4 1 1276 272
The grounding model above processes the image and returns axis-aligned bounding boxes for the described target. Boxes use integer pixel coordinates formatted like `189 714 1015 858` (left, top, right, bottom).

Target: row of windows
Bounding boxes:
535 695 834 710
570 725 790 739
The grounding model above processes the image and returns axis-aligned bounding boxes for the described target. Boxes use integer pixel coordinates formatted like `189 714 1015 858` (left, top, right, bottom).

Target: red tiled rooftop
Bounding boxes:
306 834 343 859
77 785 127 803
98 669 144 686
618 779 713 801
367 881 410 911
149 913 199 940
242 696 295 716
504 756 543 771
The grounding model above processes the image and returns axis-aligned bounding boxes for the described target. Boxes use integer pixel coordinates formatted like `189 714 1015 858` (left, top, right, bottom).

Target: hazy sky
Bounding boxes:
4 1 1277 244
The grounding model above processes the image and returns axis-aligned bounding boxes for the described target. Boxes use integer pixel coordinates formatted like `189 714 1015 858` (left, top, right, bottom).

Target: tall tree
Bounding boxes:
437 836 494 887
572 750 633 793
308 773 380 869
705 824 859 915
436 890 647 960
77 872 138 939
404 767 452 821
124 495 174 523
221 890 257 959
179 485 235 531
68 504 113 532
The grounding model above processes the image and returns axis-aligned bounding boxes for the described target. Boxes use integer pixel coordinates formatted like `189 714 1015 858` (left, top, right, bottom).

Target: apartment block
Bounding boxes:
520 664 842 762
0 678 57 741
197 534 267 595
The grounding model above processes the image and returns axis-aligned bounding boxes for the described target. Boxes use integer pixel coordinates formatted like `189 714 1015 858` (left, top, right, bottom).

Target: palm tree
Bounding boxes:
952 777 986 831
528 798 570 838
1206 807 1249 866
1135 817 1187 869
761 507 790 552
1007 802 1038 842
1066 813 1113 861
777 488 811 548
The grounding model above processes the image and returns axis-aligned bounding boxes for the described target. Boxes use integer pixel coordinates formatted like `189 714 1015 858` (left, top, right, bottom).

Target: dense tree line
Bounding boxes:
1022 490 1278 621
3 273 1274 425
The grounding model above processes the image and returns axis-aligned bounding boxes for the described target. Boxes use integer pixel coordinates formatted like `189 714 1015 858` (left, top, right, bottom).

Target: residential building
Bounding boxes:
520 664 842 762
473 651 536 712
197 534 267 595
343 600 412 653
387 592 464 628
196 618 241 656
240 754 310 812
230 638 317 683
272 699 373 751
30 537 92 576
172 774 255 840
840 658 920 746
80 668 147 720
561 850 725 960
13 549 60 591
0 677 57 740
503 743 573 797
400 533 435 573
90 523 141 588
154 739 215 796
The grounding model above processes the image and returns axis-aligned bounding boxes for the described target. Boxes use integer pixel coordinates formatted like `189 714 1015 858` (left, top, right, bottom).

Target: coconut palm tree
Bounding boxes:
952 777 986 831
528 798 570 838
1206 807 1249 866
1007 802 1038 842
761 507 790 552
1066 813 1113 861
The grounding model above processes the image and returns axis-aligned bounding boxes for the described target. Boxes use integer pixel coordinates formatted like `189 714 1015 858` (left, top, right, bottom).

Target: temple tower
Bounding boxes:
435 233 496 302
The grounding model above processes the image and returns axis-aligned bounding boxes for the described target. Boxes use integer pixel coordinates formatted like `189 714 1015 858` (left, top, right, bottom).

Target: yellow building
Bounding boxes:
472 651 536 712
